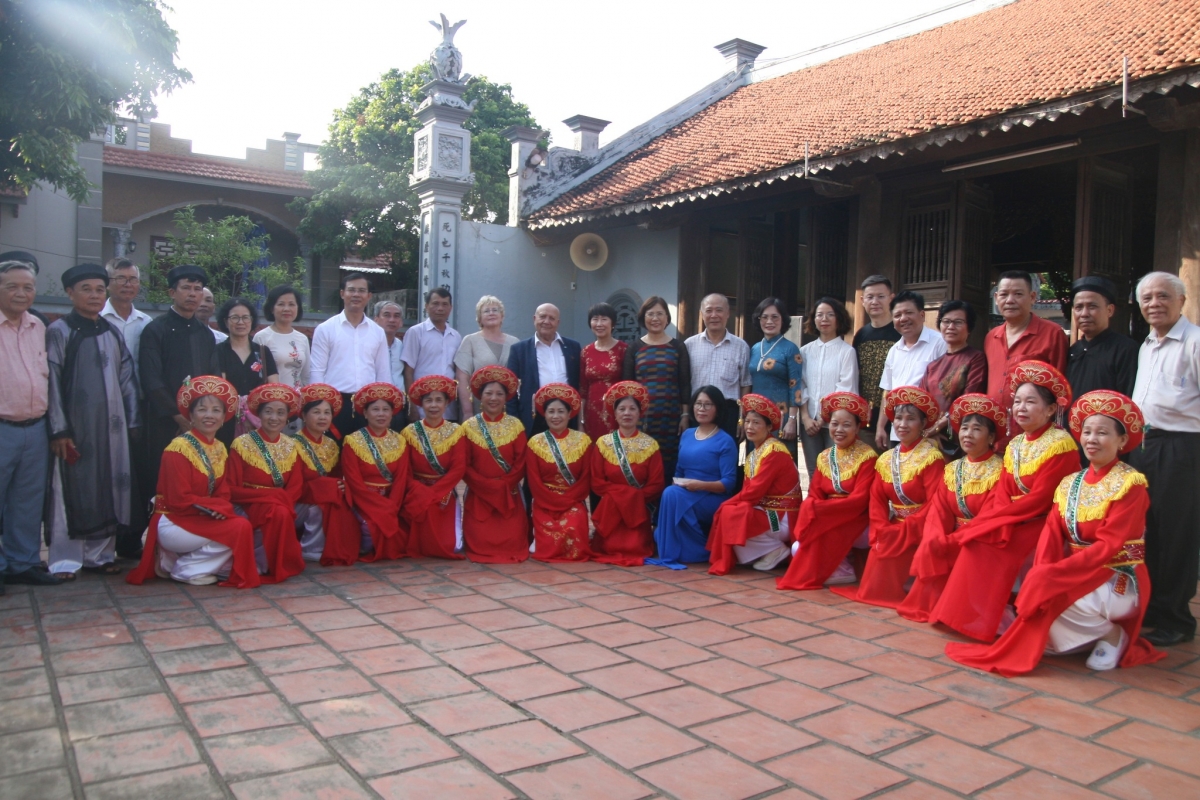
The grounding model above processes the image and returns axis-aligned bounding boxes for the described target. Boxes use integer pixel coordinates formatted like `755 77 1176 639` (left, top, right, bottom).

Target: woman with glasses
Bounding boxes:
454 295 519 419
797 297 859 479
918 300 987 452
749 297 804 455
210 297 279 447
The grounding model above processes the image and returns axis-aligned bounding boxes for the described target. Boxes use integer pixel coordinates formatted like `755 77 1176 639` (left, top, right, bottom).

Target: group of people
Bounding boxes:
0 249 1196 675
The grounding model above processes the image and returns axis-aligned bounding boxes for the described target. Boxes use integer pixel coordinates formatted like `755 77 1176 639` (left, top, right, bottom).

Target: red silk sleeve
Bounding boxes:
227 450 294 510
159 450 237 519
403 438 465 522
527 450 590 514
641 451 665 506
954 451 1079 547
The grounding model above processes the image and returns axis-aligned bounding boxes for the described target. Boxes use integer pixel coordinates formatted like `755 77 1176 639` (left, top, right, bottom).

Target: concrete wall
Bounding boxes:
455 221 680 342
0 183 79 297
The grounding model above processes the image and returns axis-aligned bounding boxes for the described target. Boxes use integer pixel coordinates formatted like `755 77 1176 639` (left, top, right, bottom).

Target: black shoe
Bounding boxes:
117 550 143 562
1143 628 1195 647
0 575 5 595
6 568 63 586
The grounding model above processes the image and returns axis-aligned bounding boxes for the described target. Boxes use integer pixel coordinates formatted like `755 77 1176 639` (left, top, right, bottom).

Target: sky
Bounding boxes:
151 0 1009 162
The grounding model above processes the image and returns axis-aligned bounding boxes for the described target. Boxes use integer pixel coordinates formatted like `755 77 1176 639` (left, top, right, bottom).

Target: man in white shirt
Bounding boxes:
685 293 751 437
1129 272 1200 647
197 288 227 344
403 288 462 421
310 273 391 436
100 258 152 375
374 300 406 388
876 290 947 448
505 303 582 433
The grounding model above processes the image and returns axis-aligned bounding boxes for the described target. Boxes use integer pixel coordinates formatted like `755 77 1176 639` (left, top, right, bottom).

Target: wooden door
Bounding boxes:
1075 156 1135 337
738 217 774 342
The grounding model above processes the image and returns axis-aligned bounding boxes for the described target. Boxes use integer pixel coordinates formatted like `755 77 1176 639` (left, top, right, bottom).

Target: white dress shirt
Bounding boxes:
309 311 391 393
100 299 152 371
535 333 568 386
685 330 752 398
799 336 860 420
402 318 461 382
387 336 406 390
1133 315 1200 433
880 324 947 440
210 327 228 344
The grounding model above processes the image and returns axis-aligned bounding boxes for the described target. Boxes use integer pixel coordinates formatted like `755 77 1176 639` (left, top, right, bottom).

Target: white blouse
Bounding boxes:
253 327 311 388
798 336 859 420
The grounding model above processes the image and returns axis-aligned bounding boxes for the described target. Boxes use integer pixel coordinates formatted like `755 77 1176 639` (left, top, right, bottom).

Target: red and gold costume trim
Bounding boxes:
950 393 1006 433
884 386 939 423
247 383 300 417
604 381 649 416
295 432 339 474
821 392 870 426
1068 390 1145 454
742 393 783 430
1009 360 1071 408
816 439 876 483
877 438 943 485
353 382 405 414
528 429 590 465
165 434 227 478
176 375 238 421
346 428 406 465
534 383 582 417
231 432 298 475
462 413 524 449
300 383 343 415
401 420 463 455
1004 426 1077 479
1054 461 1147 523
596 430 659 465
943 453 1003 496
470 365 518 400
408 375 457 403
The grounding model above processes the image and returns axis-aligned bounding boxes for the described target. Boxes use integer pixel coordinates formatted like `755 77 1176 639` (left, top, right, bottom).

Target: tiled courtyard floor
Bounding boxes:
3 558 1200 799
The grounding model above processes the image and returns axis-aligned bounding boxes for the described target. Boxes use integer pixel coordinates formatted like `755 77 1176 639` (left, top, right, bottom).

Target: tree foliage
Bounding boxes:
145 206 304 306
0 0 191 201
290 63 540 293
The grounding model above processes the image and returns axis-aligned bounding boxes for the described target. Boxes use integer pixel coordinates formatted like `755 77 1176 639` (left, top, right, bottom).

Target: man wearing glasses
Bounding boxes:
918 300 988 450
101 258 153 377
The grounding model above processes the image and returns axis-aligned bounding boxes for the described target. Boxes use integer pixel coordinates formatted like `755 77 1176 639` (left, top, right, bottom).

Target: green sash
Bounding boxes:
475 414 512 474
414 422 447 476
543 431 577 486
182 433 216 495
290 433 327 478
249 431 285 488
609 432 642 489
359 430 394 483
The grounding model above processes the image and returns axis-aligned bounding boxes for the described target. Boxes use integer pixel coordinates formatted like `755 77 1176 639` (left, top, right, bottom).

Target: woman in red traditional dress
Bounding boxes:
777 392 877 590
461 365 529 562
291 384 362 566
898 394 1005 621
527 384 593 562
831 386 944 608
579 303 628 440
127 377 259 588
227 384 305 583
341 383 409 562
946 391 1164 674
403 375 467 559
931 361 1080 641
708 394 802 575
590 381 665 566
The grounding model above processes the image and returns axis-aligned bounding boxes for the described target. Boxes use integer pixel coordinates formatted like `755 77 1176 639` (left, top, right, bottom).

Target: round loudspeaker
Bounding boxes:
569 233 608 271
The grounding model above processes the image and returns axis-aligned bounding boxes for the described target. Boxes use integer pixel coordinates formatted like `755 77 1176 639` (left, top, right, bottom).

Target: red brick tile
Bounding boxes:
795 633 886 661
0 667 49 704
577 621 665 648
509 755 652 800
613 579 676 598
619 638 713 669
534 606 619 630
138 626 226 653
1006 663 1122 703
449 570 514 587
292 608 376 632
73 726 200 783
1097 665 1200 697
330 723 456 777
247 643 340 675
519 569 583 586
39 608 124 631
730 680 844 721
209 607 291 631
693 712 818 761
227 624 313 652
670 658 775 693
184 692 296 737
818 613 908 640
1095 688 1200 732
738 617 823 643
153 645 246 676
80 763 222 800
493 624 582 651
64 693 179 741
661 620 750 647
375 666 477 704
653 590 726 610
920 671 1033 709
693 603 774 625
504 592 580 613
577 661 686 699
351 593 427 614
1001 695 1126 736
799 704 925 755
627 685 744 727
853 651 955 683
457 609 538 632
708 636 804 667
454 719 584 773
638 748 783 799
880 735 1021 794
544 581 612 601
474 664 582 702
371 759 515 800
428 594 506 614
521 689 638 732
534 642 629 673
344 643 439 675
375 607 458 631
273 594 350 614
767 656 870 688
770 600 851 623
313 624 404 652
476 582 547 601
976 770 1110 800
765 743 905 800
904 699 1032 746
57 667 157 706
269 665 374 704
299 694 411 739
579 593 654 613
203 724 332 782
993 728 1134 784
196 593 271 613
404 623 497 652
439 643 536 675
872 629 956 658
831 676 942 714
44 624 134 652
719 588 795 608
0 695 55 736
125 610 211 632
574 716 704 769
1100 762 1200 800
872 782 960 800
232 763 374 799
616 605 699 628
410 691 526 735
1095 720 1200 777
0 645 44 674
50 644 147 675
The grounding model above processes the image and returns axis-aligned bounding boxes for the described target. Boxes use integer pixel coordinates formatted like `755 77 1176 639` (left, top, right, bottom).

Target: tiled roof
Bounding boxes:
103 147 311 191
532 0 1200 222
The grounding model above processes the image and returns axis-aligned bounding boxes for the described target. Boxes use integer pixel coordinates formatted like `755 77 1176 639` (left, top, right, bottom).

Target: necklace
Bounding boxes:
695 425 718 441
756 336 784 370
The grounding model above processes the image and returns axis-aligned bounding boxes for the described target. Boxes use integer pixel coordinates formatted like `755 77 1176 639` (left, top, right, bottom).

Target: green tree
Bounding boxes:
0 0 191 201
290 63 540 293
145 206 304 306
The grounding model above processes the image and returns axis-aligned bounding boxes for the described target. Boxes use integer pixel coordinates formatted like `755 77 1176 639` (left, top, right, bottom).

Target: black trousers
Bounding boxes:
718 399 740 440
1129 430 1200 637
333 393 368 440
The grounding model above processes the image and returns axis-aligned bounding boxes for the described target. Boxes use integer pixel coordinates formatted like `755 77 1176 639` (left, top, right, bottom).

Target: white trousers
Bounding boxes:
48 534 115 574
157 516 232 582
295 503 325 562
232 506 269 574
734 512 791 564
1046 574 1139 654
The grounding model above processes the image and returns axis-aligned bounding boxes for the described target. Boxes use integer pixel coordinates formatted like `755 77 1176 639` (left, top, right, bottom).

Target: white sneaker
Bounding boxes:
790 541 800 557
825 559 857 586
753 545 791 572
1086 629 1128 671
529 540 536 553
182 574 219 586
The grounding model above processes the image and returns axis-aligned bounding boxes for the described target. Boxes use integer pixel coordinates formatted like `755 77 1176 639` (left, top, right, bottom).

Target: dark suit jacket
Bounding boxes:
506 335 582 432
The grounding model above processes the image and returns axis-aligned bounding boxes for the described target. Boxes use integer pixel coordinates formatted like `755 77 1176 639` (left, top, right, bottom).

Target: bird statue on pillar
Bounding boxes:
429 14 466 83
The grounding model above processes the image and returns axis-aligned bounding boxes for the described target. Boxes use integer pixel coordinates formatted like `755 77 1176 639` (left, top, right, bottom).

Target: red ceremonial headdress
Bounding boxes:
1009 360 1071 408
408 375 457 404
884 386 940 424
821 392 870 426
741 393 783 430
176 375 238 422
534 383 581 418
604 381 649 416
247 383 301 417
470 365 519 401
950 393 1007 434
299 383 343 416
352 382 406 415
1069 390 1145 454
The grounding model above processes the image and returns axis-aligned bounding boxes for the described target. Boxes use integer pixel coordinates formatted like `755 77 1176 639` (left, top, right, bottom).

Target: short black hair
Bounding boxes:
690 385 726 409
937 299 976 332
425 287 452 304
638 296 671 329
1015 382 1058 408
340 272 372 291
753 297 791 335
960 413 997 437
893 403 928 424
803 296 852 337
861 275 892 291
891 290 925 313
301 399 331 416
587 302 617 325
263 285 304 323
997 270 1034 291
215 297 257 334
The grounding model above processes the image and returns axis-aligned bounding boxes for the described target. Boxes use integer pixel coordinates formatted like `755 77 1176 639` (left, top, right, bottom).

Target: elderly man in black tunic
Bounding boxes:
139 265 216 493
1066 275 1139 399
46 264 141 577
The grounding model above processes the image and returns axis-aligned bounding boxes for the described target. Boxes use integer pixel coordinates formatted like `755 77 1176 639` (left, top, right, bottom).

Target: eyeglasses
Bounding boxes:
112 276 140 286
227 315 252 323
939 318 968 328
694 402 716 409
343 288 370 295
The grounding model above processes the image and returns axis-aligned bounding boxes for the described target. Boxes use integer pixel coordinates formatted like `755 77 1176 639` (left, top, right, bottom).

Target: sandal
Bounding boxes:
82 564 122 575
53 572 77 582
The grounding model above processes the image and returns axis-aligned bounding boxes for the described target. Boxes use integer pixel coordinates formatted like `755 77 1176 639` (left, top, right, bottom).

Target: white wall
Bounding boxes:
0 184 79 297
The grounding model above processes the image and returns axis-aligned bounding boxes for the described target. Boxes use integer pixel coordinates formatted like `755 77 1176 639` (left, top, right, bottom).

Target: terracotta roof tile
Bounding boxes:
533 0 1200 221
102 147 311 191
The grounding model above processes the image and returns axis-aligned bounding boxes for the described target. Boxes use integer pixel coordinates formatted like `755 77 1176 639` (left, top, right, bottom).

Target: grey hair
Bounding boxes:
700 293 731 310
374 300 403 316
475 294 505 326
1135 271 1187 302
0 260 37 277
105 257 140 280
